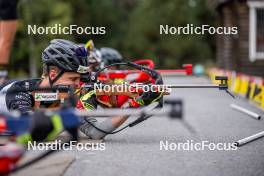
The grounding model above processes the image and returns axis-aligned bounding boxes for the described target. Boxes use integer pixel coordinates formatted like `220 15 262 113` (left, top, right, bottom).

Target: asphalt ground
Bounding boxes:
18 76 264 176
64 76 264 176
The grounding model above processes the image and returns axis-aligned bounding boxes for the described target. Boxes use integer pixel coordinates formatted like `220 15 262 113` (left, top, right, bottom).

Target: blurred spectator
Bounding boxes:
0 0 19 83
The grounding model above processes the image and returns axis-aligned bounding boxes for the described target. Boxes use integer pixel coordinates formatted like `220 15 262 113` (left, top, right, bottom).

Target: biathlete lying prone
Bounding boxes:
0 38 163 141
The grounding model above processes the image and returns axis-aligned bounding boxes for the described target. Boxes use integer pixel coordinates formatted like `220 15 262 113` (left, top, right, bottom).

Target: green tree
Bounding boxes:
9 0 215 77
10 0 73 77
124 0 215 68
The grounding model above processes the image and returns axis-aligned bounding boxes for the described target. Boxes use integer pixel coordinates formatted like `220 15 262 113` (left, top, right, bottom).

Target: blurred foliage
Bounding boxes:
9 0 216 77
124 0 216 68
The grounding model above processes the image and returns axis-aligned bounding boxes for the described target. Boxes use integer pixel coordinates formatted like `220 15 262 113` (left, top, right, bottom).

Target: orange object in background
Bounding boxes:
157 64 193 76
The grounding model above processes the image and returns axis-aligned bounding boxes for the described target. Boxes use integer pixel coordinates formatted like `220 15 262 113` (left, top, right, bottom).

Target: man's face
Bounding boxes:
52 72 81 89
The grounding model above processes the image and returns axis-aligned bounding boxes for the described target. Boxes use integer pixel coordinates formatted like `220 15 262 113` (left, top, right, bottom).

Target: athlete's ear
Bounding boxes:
49 69 58 81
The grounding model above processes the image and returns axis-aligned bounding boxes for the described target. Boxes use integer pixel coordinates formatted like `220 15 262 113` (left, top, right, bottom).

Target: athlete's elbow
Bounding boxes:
88 129 107 140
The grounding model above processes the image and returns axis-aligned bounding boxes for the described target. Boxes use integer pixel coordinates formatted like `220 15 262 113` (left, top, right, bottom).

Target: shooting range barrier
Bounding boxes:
208 68 264 147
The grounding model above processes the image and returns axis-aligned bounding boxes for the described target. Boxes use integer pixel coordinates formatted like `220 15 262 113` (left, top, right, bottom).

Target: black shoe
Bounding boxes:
0 70 8 85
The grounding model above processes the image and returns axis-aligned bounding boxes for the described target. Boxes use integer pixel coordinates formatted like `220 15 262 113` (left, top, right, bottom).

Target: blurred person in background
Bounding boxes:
0 0 19 84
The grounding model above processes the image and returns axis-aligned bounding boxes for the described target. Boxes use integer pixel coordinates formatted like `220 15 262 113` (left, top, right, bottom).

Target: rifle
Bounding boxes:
97 59 192 82
32 61 233 109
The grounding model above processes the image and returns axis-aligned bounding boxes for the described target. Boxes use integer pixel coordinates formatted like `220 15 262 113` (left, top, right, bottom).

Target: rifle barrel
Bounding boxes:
167 84 220 88
75 102 165 117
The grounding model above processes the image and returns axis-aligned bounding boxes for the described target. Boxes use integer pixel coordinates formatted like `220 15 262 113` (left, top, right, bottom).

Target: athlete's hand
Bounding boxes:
129 90 163 107
9 92 34 114
77 90 97 110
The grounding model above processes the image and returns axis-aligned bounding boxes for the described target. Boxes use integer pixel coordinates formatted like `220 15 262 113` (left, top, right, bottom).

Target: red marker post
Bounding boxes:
157 64 193 76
